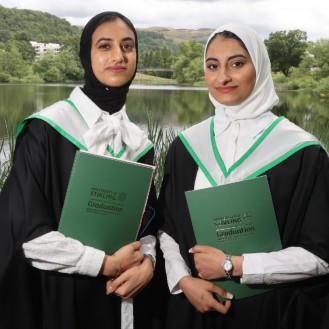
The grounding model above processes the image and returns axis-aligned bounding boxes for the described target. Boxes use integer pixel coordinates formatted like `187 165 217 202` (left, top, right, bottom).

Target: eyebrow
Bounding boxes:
95 36 135 45
206 54 248 62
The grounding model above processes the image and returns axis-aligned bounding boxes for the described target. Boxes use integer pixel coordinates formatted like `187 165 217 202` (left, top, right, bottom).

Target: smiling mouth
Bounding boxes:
108 67 126 73
217 86 236 93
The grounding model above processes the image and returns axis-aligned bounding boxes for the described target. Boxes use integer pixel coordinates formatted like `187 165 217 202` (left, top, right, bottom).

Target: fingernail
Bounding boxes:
226 292 234 300
106 286 114 295
188 248 193 253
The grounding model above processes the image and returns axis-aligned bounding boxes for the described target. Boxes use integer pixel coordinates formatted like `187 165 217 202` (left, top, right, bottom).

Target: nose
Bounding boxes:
111 45 124 63
217 67 232 85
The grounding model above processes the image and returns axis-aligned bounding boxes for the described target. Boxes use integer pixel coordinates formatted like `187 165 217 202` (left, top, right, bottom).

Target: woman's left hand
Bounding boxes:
189 245 228 280
105 255 154 299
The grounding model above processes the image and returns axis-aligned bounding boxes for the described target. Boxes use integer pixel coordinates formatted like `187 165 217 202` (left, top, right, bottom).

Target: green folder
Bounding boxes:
185 176 282 299
58 150 155 255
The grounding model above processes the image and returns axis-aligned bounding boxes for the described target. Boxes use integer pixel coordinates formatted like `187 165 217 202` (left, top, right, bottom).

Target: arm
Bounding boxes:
159 230 192 293
23 232 144 278
159 231 232 314
190 245 329 284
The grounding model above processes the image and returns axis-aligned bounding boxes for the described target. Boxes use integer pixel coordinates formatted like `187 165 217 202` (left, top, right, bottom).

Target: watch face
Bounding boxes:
223 260 233 271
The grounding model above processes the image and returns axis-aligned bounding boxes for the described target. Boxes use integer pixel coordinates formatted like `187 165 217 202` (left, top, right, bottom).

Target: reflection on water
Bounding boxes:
1 84 329 148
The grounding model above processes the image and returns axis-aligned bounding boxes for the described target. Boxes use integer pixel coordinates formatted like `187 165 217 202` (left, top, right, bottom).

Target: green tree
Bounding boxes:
306 39 329 80
172 40 204 84
61 35 81 59
33 52 59 81
14 30 32 41
151 51 164 68
160 46 173 67
43 66 63 82
0 29 12 43
56 49 83 81
6 39 36 63
265 30 308 76
0 45 30 79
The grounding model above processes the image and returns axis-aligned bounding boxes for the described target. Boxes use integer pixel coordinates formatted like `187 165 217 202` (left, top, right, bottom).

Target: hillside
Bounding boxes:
0 5 211 49
0 5 81 43
138 26 214 45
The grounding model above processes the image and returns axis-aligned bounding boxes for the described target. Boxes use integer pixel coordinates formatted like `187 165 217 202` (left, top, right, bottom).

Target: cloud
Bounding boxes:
0 0 328 41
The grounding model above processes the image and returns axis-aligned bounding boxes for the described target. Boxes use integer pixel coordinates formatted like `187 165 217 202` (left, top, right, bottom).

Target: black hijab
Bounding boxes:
79 11 138 114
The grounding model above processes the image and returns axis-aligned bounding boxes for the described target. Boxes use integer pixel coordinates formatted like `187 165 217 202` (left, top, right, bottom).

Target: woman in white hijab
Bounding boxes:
158 23 329 329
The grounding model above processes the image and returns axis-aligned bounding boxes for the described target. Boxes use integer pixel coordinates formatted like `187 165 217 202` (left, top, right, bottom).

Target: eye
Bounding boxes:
231 61 244 68
98 43 111 50
121 43 135 52
207 63 218 70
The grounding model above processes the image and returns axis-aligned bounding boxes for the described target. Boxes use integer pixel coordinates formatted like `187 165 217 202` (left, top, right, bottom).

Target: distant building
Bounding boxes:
30 41 61 58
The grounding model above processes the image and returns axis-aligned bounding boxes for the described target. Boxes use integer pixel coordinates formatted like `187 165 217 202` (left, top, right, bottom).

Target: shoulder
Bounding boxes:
168 136 193 159
138 147 155 166
165 136 198 175
268 144 328 183
180 117 212 137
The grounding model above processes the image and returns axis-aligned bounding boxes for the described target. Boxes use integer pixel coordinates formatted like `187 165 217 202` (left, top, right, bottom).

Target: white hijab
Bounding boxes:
205 23 279 120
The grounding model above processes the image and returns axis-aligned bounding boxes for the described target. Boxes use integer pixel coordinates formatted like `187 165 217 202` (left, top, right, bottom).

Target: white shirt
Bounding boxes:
159 112 329 294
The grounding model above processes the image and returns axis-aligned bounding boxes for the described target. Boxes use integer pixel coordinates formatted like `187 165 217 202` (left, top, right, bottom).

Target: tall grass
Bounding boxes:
0 119 16 190
146 112 178 194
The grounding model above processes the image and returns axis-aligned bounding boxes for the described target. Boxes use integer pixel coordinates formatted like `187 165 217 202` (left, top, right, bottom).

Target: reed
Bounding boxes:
146 111 178 194
0 119 16 190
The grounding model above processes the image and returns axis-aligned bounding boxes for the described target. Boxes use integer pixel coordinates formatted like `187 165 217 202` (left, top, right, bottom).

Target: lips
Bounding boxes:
108 66 126 73
216 86 237 93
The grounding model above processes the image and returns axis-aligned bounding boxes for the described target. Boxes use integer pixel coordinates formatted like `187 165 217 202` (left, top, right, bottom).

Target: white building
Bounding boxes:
30 41 61 58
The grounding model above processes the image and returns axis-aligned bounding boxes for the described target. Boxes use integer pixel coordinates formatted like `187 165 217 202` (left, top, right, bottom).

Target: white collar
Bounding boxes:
69 87 125 129
214 110 277 139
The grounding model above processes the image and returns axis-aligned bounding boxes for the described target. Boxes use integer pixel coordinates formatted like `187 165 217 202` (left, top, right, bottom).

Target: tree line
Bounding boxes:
0 5 328 96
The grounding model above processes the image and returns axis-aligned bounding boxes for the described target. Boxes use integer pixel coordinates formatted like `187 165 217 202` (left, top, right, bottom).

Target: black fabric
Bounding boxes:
158 136 329 329
0 119 165 329
79 11 138 114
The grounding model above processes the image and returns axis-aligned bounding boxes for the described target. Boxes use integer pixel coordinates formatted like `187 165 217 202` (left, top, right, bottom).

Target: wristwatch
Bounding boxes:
222 254 233 279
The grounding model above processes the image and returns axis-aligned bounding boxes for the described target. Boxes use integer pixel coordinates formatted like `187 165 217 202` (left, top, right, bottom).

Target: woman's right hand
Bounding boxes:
101 241 144 278
178 276 233 314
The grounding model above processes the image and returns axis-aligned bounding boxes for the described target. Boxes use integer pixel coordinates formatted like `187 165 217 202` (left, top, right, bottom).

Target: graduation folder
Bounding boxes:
185 176 282 299
58 150 155 254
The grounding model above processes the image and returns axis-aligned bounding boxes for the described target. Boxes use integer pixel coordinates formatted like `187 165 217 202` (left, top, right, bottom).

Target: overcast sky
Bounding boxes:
1 0 328 41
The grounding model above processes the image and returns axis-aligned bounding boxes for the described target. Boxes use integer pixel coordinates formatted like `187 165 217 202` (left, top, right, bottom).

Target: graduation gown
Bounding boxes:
0 118 165 329
158 137 329 329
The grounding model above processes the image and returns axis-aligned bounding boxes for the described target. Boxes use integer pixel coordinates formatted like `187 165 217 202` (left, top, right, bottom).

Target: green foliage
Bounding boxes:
265 30 308 76
0 5 81 44
272 72 288 85
56 49 84 81
314 77 329 98
172 40 204 84
305 39 329 80
0 45 30 78
137 30 178 53
0 4 328 89
0 71 10 82
6 39 36 63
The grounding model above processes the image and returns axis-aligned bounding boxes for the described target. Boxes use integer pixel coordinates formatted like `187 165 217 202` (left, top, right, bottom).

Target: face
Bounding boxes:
205 36 256 106
91 19 136 87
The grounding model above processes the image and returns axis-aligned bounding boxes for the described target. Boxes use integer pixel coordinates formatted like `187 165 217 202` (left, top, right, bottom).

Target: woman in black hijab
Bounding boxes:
0 11 162 329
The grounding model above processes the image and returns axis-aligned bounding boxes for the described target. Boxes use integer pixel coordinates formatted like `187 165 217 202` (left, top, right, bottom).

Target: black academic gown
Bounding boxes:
158 137 329 329
0 119 166 329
